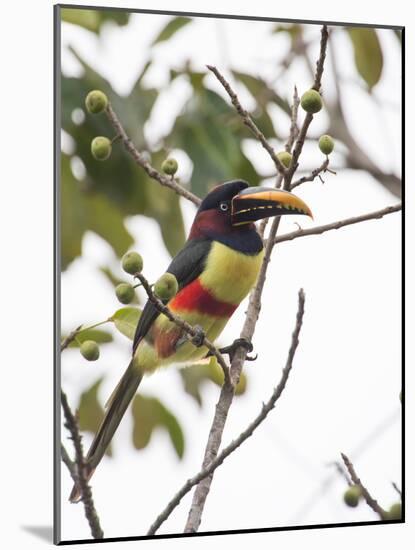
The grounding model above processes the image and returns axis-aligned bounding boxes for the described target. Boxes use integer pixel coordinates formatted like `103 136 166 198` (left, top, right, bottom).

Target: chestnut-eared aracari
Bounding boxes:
69 180 312 502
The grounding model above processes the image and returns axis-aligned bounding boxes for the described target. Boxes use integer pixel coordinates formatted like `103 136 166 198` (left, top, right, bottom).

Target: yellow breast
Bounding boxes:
199 241 264 305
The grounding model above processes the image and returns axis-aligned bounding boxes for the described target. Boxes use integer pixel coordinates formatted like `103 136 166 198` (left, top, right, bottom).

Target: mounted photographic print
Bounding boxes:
54 4 404 544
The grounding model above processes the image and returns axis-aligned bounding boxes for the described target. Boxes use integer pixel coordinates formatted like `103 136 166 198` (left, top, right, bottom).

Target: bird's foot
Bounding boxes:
190 325 205 347
218 338 257 362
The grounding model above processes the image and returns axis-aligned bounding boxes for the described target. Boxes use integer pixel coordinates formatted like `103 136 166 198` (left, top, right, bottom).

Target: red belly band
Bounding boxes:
169 278 237 318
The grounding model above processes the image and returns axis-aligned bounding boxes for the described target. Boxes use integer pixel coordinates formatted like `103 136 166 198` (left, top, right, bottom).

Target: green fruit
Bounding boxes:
115 283 135 304
122 251 143 275
343 485 362 508
300 89 323 114
319 134 335 155
161 158 178 176
85 90 108 114
154 273 178 301
91 136 112 161
387 502 402 520
277 151 292 168
80 340 100 361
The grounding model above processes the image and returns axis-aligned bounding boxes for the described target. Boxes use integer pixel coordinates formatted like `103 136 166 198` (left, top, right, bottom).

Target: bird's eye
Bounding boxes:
220 202 229 212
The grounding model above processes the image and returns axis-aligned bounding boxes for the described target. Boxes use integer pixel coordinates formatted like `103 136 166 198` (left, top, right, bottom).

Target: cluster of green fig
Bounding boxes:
343 485 401 520
114 251 179 305
84 90 112 161
275 88 334 167
78 250 179 362
85 90 179 176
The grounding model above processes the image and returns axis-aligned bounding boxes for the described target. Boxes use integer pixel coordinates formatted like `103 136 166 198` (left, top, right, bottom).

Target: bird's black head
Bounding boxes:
197 180 249 215
194 179 312 226
189 179 312 253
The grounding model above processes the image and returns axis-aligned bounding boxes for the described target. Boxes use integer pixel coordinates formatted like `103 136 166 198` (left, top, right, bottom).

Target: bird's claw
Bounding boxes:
219 338 257 362
190 325 205 347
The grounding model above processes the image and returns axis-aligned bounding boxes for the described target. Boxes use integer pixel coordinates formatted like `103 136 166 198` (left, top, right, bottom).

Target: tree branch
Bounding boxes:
61 443 77 483
290 158 330 190
184 214 282 533
206 65 287 176
273 204 401 245
341 453 387 520
105 103 201 207
184 24 330 534
61 390 104 539
134 272 231 386
148 289 305 535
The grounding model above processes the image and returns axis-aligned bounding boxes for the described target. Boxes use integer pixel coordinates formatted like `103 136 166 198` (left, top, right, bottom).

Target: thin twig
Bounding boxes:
291 409 399 523
184 25 330 534
284 25 329 188
134 272 231 386
290 158 330 190
258 86 300 238
206 65 287 176
105 104 201 206
273 204 401 245
341 453 387 520
61 390 104 539
286 85 300 153
147 289 305 535
61 320 110 352
331 461 352 486
392 482 402 498
60 325 82 352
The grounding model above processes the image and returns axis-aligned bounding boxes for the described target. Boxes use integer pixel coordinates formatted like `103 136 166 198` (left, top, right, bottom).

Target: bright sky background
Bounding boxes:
60 11 401 542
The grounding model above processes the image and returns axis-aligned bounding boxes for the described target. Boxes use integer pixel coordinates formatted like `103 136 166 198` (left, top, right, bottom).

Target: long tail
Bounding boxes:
69 361 143 503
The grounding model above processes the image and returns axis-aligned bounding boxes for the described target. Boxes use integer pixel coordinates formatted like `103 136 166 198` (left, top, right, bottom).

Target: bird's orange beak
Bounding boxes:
231 186 313 226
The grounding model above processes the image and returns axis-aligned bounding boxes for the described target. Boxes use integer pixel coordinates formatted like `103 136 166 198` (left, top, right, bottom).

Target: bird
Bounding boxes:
69 179 312 502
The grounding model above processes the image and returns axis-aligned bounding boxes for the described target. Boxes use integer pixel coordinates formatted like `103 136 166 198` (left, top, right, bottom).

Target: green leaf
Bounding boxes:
61 8 100 32
152 16 192 45
144 150 187 256
61 155 86 269
66 328 113 347
171 87 260 198
232 70 291 119
272 23 302 39
132 394 185 458
86 189 135 257
61 49 186 260
78 378 112 456
61 7 129 34
179 357 247 407
347 28 383 91
60 154 134 269
110 307 141 340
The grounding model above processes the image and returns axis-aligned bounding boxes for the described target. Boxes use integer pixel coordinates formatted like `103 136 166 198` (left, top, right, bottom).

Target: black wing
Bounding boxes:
132 238 212 354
